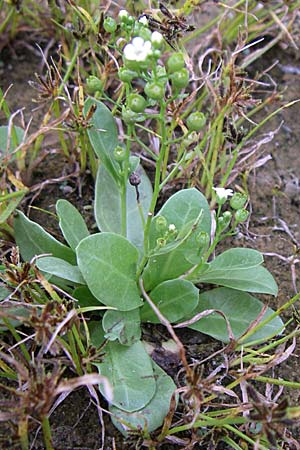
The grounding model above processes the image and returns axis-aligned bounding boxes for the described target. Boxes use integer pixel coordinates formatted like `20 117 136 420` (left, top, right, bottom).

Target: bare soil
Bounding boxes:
1 41 300 449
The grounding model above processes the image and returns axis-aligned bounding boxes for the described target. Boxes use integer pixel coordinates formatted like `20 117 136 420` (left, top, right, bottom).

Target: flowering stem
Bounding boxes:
137 103 167 277
121 124 133 237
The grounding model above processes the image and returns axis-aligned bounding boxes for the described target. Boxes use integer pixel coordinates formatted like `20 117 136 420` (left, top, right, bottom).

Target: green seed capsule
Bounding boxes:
230 193 248 210
235 209 249 223
155 215 168 233
144 82 165 100
118 67 138 83
127 93 147 113
187 112 206 131
196 231 210 247
113 145 126 162
170 68 189 89
166 52 185 73
86 76 103 94
103 17 117 33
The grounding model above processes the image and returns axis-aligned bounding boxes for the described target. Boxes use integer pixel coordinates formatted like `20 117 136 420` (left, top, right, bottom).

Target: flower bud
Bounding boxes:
157 237 166 247
167 223 177 238
222 211 232 224
217 211 232 233
118 9 129 22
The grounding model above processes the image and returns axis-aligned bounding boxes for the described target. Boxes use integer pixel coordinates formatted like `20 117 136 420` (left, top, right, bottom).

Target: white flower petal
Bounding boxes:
132 37 144 49
213 187 234 201
151 31 163 44
123 43 136 60
139 15 148 26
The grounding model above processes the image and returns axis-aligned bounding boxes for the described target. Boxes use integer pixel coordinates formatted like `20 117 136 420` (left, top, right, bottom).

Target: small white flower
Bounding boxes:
151 31 163 45
168 224 176 232
139 15 148 26
118 9 129 20
123 37 152 62
213 187 234 203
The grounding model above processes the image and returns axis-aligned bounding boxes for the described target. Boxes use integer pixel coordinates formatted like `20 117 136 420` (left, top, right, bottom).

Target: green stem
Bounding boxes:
169 415 247 434
121 125 133 237
58 42 82 96
222 436 245 450
42 416 54 450
161 114 175 180
205 111 226 197
67 330 83 375
52 100 69 158
0 6 15 34
223 424 269 450
255 376 300 389
142 103 167 255
2 318 31 363
18 417 29 450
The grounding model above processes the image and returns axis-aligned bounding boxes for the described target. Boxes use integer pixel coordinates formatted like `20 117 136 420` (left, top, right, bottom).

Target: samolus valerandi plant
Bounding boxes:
1 2 299 446
12 96 283 435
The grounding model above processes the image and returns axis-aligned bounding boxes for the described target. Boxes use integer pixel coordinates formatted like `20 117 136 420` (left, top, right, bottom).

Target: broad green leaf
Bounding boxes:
188 287 284 343
0 125 24 160
0 306 29 331
94 164 152 252
88 321 106 347
37 256 85 284
208 248 263 270
148 188 211 250
56 199 89 251
85 98 120 182
196 265 278 296
111 361 176 435
0 285 10 300
14 211 76 264
73 286 100 308
143 189 211 290
95 340 156 412
102 308 141 345
0 190 28 223
76 233 142 311
140 279 199 323
188 248 264 282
